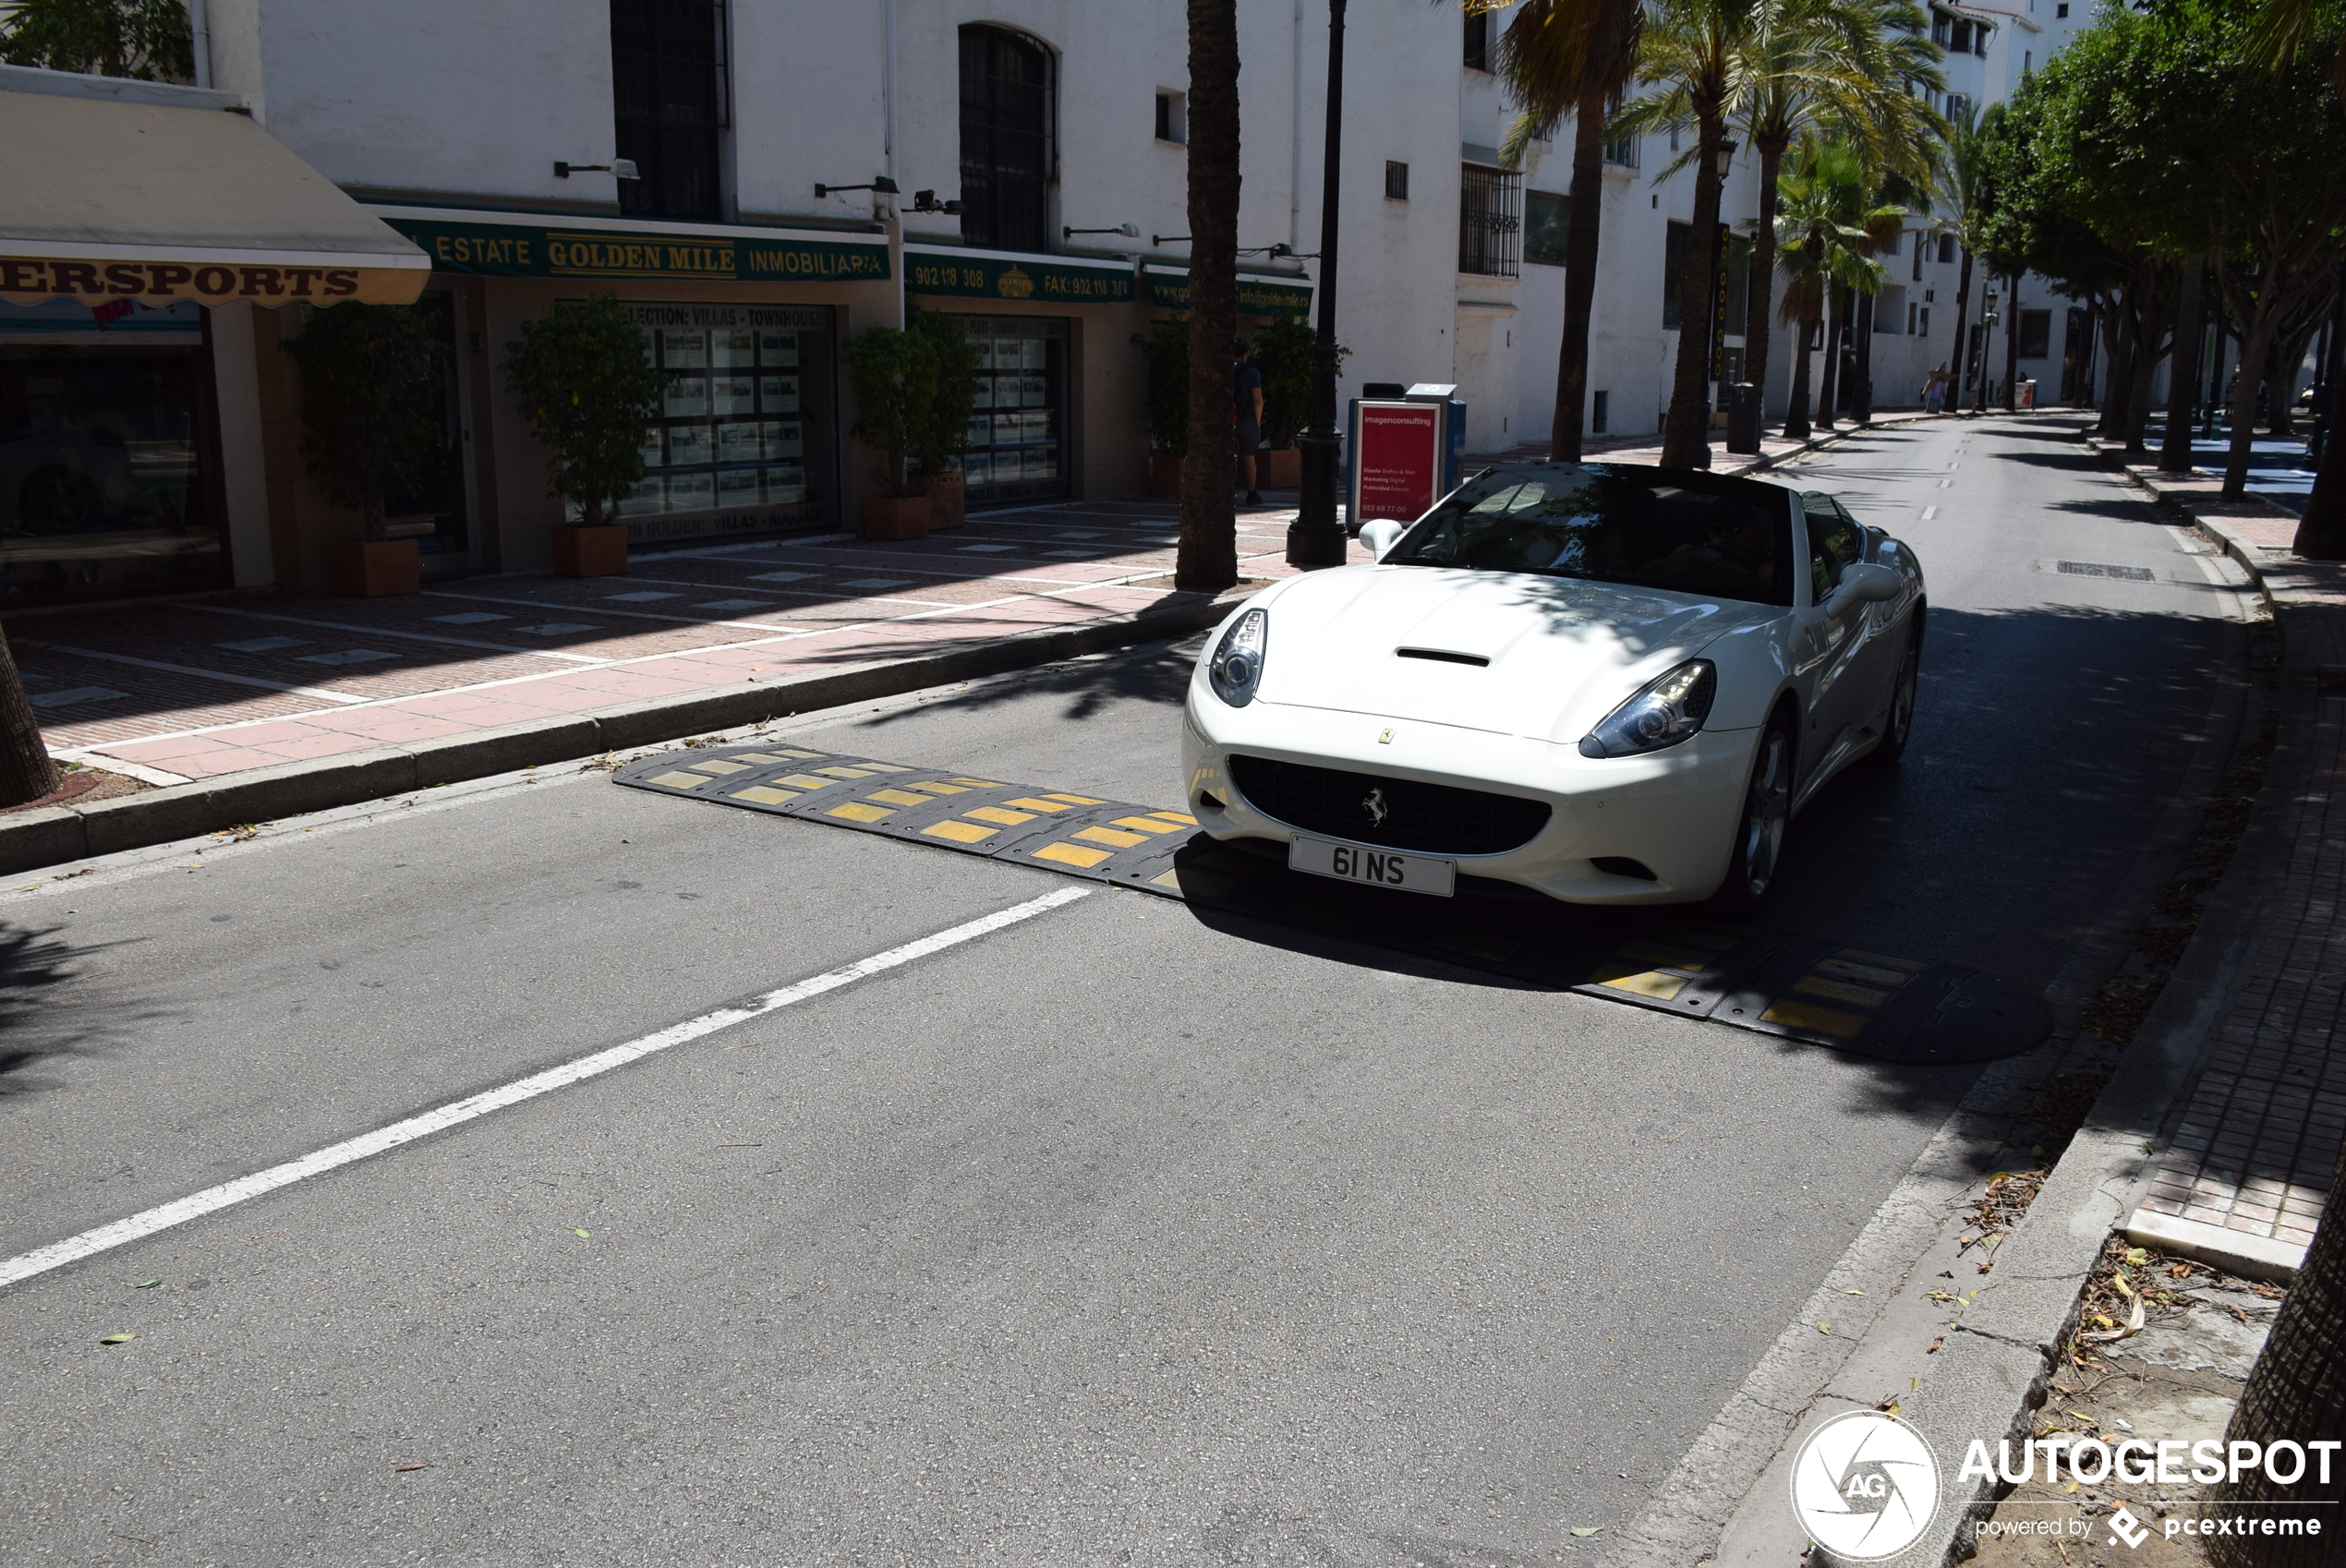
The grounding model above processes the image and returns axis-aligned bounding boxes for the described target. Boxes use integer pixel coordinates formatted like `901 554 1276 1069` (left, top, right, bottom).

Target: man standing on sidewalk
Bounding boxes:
1234 338 1264 507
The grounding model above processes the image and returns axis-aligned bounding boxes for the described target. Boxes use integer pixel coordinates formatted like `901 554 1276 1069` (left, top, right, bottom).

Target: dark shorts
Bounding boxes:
1234 419 1262 457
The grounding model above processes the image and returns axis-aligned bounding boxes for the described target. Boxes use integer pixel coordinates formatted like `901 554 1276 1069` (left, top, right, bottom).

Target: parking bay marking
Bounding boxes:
615 745 2050 1066
0 886 1093 1294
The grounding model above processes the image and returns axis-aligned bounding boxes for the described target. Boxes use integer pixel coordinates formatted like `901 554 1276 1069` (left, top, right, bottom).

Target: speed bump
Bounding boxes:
615 742 2049 1065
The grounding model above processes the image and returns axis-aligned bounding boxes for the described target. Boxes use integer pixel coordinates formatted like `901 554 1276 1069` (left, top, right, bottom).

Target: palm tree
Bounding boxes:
1177 0 1240 592
1772 139 1898 437
1731 0 1941 440
1491 0 1643 462
1612 0 1764 468
1933 98 1996 415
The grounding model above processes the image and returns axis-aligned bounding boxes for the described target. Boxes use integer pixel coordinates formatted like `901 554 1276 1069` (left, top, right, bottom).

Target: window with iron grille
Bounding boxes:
1385 160 1409 200
611 0 727 221
960 25 1054 253
1459 165 1520 278
1603 131 1639 167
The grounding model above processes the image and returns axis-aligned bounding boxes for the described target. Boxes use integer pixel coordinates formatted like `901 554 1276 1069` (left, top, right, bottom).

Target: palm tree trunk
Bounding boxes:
1949 247 1974 416
1660 115 1725 470
1816 288 1844 430
1852 294 1874 424
1178 0 1240 591
1742 139 1786 439
0 624 61 809
1784 310 1815 440
2292 399 2346 556
2159 261 2205 475
2205 1142 2345 1568
1549 90 1610 463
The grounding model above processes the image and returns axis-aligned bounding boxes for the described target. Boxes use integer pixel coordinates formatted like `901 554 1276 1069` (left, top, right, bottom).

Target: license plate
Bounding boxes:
1288 835 1456 897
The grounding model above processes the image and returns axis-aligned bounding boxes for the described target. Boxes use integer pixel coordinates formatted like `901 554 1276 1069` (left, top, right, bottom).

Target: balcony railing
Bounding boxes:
1459 163 1522 278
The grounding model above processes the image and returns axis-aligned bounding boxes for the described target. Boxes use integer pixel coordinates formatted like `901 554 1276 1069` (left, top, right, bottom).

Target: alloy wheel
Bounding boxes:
1741 729 1791 900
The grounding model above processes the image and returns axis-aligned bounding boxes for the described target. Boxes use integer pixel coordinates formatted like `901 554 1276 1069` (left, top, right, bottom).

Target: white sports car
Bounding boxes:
1180 463 1926 910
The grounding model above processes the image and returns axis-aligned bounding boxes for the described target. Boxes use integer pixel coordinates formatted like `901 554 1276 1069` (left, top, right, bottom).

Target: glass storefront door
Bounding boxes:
953 315 1070 506
599 301 840 546
0 299 224 605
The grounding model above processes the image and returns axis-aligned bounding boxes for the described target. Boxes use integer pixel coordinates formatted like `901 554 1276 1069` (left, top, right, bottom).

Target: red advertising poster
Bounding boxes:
1354 402 1443 521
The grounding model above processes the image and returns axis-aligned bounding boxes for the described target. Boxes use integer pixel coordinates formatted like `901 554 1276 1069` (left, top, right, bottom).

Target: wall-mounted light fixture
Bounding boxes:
911 190 964 215
816 175 900 198
555 160 639 179
1065 223 1140 240
1153 234 1189 247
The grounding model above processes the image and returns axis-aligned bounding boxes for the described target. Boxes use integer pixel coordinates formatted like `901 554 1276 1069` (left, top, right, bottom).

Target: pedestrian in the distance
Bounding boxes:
1234 337 1264 507
1923 365 1949 415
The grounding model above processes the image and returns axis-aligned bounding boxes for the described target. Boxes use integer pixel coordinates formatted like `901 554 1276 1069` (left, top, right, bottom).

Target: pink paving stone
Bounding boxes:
93 733 244 763
156 750 291 779
306 714 477 742
248 733 385 761
154 718 342 748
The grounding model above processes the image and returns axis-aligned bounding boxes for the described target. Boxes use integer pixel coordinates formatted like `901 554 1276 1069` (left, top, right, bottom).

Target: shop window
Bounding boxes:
1385 161 1409 201
380 292 469 562
2019 308 2051 359
950 316 1070 506
960 25 1054 253
1523 190 1570 267
611 0 727 222
606 302 839 542
0 299 223 604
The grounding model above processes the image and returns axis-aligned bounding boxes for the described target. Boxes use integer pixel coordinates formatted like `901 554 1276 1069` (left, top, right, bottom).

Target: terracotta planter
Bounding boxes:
551 522 630 577
1261 447 1301 488
926 471 966 530
860 494 933 540
1150 452 1183 498
333 537 419 597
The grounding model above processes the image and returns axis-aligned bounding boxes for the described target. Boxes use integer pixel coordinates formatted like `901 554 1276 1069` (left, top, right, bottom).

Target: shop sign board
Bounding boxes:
905 248 1133 305
1354 401 1445 523
376 212 889 284
1142 268 1315 317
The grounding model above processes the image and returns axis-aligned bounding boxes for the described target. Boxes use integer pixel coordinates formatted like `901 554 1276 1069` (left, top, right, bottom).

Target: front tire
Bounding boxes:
1714 716 1794 915
1871 629 1920 766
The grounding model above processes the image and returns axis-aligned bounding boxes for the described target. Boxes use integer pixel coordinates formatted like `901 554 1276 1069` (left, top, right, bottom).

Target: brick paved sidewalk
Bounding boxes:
2098 449 2343 1272
14 494 1362 789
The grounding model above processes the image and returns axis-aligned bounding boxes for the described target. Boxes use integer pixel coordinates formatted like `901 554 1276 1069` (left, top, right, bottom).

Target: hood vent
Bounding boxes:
1396 647 1490 668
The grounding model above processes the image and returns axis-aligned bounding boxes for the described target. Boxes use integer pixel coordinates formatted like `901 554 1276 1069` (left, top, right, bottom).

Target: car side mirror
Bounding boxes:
1359 518 1409 561
1832 562 1904 606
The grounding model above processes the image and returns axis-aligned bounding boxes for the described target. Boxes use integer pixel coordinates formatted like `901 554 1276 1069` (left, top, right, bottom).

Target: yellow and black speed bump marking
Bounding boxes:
616 744 2050 1066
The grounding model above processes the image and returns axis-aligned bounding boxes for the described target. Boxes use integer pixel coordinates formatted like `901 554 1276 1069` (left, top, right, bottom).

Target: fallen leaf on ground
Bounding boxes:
133 1278 162 1289
1569 1526 1604 1538
1816 1321 1832 1334
393 1463 433 1473
98 1333 137 1345
572 1229 591 1239
1842 1288 1866 1296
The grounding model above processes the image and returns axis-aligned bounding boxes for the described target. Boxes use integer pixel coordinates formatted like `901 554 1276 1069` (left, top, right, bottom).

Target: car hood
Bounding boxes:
1251 564 1782 743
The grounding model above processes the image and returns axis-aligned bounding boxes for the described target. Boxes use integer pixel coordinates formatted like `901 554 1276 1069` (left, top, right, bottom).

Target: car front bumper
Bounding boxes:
1180 695 1758 904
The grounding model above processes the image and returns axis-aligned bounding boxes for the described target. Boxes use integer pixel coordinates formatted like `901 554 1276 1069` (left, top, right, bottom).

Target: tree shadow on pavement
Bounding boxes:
0 923 145 1099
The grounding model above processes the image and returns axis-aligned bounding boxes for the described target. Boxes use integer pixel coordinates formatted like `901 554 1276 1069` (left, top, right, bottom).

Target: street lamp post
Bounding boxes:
1287 0 1348 569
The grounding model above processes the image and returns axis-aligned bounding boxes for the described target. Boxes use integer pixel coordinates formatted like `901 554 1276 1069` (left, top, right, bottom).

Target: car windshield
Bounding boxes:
1385 465 1796 607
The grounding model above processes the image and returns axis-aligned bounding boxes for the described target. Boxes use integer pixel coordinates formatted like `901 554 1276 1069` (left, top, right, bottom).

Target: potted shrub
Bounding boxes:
500 294 670 575
1136 318 1188 497
281 302 444 597
909 308 983 528
845 322 940 539
1252 314 1347 490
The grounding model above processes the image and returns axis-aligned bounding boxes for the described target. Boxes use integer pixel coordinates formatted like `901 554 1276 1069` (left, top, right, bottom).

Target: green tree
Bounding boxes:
905 307 982 483
281 303 445 542
1252 313 1348 449
1771 139 1895 436
0 0 191 80
1488 0 1643 461
1137 318 1190 455
500 295 671 527
843 324 940 499
1179 0 1240 592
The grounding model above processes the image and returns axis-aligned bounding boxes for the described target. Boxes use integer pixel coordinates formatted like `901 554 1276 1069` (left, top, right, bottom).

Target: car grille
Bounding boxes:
1227 754 1552 856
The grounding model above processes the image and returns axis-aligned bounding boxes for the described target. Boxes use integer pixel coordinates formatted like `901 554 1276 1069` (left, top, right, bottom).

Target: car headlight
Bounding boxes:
1208 608 1267 706
1578 659 1716 757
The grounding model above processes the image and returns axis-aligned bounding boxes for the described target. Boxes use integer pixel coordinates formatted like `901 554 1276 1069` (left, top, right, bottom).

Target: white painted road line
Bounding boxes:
1921 506 1939 521
0 885 1094 1293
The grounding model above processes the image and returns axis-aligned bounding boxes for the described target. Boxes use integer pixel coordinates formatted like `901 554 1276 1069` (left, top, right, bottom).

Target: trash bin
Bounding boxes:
1725 381 1763 453
2020 379 2038 411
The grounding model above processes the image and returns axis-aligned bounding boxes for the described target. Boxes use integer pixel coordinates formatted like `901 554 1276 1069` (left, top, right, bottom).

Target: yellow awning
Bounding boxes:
0 78 429 308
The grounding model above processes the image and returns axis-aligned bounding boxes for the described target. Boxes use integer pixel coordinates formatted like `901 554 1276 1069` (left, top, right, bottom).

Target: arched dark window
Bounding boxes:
611 0 725 221
959 25 1053 253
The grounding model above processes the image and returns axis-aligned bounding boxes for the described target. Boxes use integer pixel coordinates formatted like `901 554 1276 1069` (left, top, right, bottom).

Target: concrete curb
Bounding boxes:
1 590 1245 877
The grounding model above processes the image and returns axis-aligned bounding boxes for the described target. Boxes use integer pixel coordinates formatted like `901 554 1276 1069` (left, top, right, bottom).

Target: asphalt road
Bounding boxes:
0 416 2248 1567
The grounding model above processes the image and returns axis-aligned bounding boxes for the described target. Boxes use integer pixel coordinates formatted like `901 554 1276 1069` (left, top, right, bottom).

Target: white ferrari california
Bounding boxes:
1180 463 1925 911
